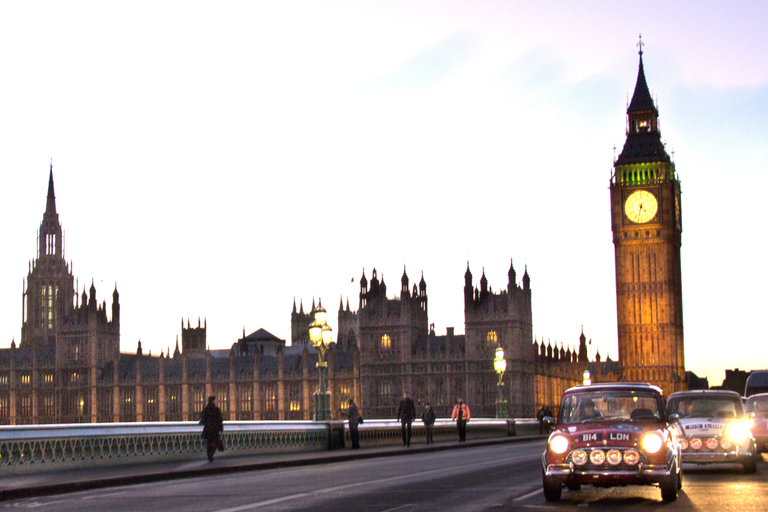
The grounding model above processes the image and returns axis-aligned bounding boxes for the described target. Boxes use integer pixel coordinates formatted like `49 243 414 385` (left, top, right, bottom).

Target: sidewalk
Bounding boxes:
0 435 545 501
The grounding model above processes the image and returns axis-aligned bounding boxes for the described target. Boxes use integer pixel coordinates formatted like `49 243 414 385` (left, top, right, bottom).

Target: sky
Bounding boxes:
1 1 767 386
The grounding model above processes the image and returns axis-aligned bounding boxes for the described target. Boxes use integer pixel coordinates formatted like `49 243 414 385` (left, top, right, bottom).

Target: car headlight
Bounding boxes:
725 420 753 444
571 449 588 465
606 449 623 465
624 449 640 465
549 434 570 454
590 449 606 465
689 438 703 450
679 438 689 450
642 433 664 454
705 438 719 450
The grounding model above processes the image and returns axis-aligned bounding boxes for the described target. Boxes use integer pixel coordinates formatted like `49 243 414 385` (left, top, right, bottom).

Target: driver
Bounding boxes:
579 398 602 420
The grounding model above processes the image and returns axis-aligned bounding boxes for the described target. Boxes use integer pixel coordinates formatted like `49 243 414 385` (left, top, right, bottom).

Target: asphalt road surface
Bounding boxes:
2 441 767 511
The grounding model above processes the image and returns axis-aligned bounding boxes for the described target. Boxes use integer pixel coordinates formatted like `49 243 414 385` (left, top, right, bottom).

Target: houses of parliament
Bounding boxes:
0 48 685 425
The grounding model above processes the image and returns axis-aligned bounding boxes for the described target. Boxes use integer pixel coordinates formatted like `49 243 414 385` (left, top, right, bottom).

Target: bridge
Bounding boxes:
4 419 765 510
0 418 540 500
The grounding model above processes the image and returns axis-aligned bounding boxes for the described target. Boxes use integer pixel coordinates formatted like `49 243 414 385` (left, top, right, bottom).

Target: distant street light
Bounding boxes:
309 302 333 421
493 346 508 419
583 369 592 386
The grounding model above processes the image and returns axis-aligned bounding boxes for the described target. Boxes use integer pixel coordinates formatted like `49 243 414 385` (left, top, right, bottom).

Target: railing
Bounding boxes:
0 418 540 474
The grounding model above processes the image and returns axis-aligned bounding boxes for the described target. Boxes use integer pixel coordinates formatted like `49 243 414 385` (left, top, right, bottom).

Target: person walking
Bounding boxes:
341 398 361 449
200 395 224 462
397 392 416 447
451 398 471 442
537 404 548 434
421 402 436 444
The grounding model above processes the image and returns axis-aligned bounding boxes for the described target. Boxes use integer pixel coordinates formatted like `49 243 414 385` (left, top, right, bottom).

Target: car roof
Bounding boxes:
564 383 663 395
746 370 768 386
667 389 742 399
746 392 768 400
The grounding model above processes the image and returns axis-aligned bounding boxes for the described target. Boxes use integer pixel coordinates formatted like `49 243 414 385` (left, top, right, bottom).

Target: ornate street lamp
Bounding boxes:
493 346 508 419
583 369 592 386
309 302 333 421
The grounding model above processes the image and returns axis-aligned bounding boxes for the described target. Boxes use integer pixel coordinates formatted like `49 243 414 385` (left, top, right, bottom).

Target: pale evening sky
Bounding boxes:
1 1 766 386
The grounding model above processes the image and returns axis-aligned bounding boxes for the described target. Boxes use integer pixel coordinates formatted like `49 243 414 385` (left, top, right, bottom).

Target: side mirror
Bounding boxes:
543 416 556 427
667 413 680 423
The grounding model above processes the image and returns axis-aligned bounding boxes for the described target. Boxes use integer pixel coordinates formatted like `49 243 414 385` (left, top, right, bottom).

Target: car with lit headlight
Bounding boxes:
667 390 757 473
542 383 681 502
745 393 768 452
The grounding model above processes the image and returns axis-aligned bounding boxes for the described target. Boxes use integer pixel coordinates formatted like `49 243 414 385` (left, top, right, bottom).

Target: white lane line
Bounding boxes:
212 453 539 512
380 505 413 512
513 488 542 502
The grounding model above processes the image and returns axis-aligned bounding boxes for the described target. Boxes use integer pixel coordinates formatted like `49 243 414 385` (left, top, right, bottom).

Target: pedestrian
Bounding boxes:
421 402 436 444
544 405 554 433
451 398 471 442
341 398 361 449
537 404 548 434
200 395 224 462
397 391 416 447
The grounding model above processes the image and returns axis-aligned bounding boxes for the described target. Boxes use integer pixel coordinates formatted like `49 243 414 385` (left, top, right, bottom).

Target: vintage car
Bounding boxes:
542 383 681 502
744 393 768 452
667 390 757 473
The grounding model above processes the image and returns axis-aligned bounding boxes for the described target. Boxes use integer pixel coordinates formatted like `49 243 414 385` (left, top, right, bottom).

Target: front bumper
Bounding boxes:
546 463 671 477
681 449 754 464
543 454 673 485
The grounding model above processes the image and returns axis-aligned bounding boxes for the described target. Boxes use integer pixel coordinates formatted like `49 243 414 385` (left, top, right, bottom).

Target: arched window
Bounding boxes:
381 334 391 350
486 331 498 344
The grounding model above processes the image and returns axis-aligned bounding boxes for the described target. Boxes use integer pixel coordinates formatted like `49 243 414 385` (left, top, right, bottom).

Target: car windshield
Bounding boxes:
745 395 768 415
559 390 661 424
667 395 743 419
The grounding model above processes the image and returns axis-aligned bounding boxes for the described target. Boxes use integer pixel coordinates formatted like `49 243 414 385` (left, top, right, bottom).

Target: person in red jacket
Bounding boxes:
451 398 471 442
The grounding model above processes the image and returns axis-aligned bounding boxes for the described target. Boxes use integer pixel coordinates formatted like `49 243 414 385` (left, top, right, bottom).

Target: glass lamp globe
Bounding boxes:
494 346 507 374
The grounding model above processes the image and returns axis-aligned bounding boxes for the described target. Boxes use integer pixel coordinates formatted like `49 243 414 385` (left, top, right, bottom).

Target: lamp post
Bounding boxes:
493 346 508 419
583 369 592 386
308 302 333 421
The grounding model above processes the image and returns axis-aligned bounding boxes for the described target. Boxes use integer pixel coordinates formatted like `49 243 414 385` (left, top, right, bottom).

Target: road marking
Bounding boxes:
513 488 542 502
380 505 413 512
211 452 539 512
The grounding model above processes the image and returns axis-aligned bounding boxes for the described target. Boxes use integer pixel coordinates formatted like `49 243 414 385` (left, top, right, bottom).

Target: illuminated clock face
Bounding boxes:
624 190 658 223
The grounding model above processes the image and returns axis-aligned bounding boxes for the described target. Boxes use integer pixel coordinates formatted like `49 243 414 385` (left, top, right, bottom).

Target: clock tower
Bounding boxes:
610 43 685 395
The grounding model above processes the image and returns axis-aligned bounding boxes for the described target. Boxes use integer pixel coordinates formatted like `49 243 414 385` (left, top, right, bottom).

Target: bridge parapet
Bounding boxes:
0 418 538 473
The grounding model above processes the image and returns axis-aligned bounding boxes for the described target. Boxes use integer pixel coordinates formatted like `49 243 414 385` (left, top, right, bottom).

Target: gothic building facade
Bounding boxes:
290 264 591 420
0 170 590 425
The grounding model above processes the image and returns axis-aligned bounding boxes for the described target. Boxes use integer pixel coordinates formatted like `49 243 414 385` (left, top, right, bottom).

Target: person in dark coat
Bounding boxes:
200 396 224 462
537 405 548 434
341 398 361 449
421 402 436 444
397 392 416 447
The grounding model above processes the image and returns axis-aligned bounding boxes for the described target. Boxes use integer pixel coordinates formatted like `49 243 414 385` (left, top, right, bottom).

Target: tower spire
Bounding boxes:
45 162 57 217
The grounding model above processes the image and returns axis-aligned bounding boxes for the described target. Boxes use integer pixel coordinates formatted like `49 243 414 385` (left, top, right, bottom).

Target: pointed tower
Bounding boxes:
20 165 76 351
610 40 685 394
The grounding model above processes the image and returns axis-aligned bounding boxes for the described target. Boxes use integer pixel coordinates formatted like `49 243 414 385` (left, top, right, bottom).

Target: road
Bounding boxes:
2 441 766 511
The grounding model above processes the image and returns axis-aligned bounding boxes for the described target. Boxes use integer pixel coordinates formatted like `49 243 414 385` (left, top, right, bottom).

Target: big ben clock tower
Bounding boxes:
610 41 686 395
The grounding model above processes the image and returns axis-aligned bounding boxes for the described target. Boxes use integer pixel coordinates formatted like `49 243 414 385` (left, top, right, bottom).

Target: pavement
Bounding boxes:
0 435 546 502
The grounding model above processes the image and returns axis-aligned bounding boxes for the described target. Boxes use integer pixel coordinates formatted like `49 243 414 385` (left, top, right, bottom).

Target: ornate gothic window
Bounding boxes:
289 384 301 412
381 334 391 350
